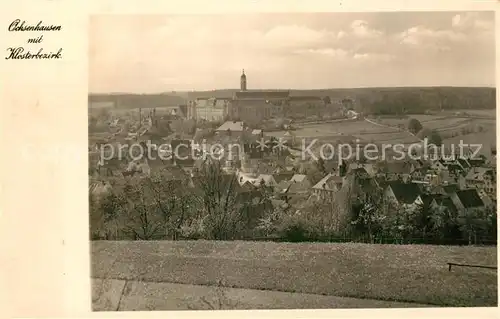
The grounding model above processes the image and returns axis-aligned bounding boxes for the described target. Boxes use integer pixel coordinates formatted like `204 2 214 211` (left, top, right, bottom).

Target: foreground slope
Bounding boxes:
91 241 497 308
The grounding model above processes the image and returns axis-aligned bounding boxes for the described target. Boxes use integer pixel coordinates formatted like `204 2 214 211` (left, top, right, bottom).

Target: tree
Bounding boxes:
350 192 386 243
407 118 423 135
274 117 285 129
428 130 443 146
89 192 106 239
323 96 331 105
458 209 490 245
416 128 431 140
89 115 98 130
120 179 162 240
146 173 193 240
192 160 245 240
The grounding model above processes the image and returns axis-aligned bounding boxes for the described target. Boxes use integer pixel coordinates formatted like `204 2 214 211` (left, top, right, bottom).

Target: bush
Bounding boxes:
282 224 309 242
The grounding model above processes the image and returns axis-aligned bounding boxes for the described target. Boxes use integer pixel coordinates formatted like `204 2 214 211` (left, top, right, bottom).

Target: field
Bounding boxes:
444 109 497 117
442 130 497 156
92 241 497 309
267 119 421 145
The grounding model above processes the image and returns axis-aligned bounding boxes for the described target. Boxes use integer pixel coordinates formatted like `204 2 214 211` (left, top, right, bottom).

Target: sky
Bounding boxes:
89 12 495 93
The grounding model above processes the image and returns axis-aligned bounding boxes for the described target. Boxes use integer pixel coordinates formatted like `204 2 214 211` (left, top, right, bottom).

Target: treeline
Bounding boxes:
364 88 495 115
90 161 496 245
89 93 186 109
89 87 495 114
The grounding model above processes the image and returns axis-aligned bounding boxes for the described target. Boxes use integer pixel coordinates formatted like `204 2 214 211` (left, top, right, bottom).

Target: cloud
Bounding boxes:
262 25 336 49
89 13 494 92
295 48 394 63
350 20 383 38
353 52 395 62
452 13 493 31
295 48 349 58
399 26 466 46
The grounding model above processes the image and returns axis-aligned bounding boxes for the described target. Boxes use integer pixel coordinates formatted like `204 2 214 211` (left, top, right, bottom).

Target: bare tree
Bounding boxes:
146 173 193 240
192 160 246 240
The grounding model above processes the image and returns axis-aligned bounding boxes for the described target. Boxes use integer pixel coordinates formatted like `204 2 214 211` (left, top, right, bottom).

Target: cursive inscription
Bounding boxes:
5 19 64 60
5 47 62 60
8 19 62 32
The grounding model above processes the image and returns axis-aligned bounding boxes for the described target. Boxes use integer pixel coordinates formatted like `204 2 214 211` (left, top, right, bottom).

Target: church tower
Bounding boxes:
240 69 247 91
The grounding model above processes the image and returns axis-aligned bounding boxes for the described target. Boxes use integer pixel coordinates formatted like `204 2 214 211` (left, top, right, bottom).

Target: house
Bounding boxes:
468 157 487 168
429 159 449 172
456 158 471 170
237 171 277 188
290 174 308 183
273 172 295 184
444 163 465 177
408 158 427 171
476 189 494 208
286 174 312 194
216 121 245 136
312 173 344 200
465 167 496 197
189 97 230 121
276 180 293 196
277 174 313 202
379 161 413 180
430 195 459 216
450 189 486 214
287 179 312 194
383 181 423 209
349 167 371 179
431 183 461 196
409 167 429 182
254 174 278 188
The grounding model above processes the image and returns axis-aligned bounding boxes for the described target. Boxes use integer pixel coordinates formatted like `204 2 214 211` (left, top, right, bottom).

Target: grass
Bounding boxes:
91 240 497 307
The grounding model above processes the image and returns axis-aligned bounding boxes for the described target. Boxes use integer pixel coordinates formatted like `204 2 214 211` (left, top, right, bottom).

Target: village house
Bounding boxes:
311 173 344 200
377 161 413 181
216 120 246 138
449 189 486 215
415 193 458 216
428 195 459 216
465 167 496 197
348 163 376 177
429 159 448 172
188 97 231 121
409 166 429 182
276 174 313 203
383 181 423 210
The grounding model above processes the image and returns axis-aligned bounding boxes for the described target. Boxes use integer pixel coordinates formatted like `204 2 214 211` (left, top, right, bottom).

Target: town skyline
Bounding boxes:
89 11 494 93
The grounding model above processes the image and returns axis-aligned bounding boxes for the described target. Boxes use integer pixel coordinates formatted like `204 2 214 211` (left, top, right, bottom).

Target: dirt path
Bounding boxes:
92 279 430 311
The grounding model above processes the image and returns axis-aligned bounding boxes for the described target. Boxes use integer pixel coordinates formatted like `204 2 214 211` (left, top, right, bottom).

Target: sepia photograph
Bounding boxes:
88 11 497 311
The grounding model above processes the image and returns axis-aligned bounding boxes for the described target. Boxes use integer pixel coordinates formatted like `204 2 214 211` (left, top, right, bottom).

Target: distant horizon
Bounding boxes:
89 84 496 96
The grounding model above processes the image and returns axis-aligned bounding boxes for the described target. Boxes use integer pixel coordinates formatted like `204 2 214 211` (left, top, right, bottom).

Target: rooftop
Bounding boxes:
234 90 290 100
455 189 485 209
386 181 422 204
216 121 245 132
312 173 343 191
